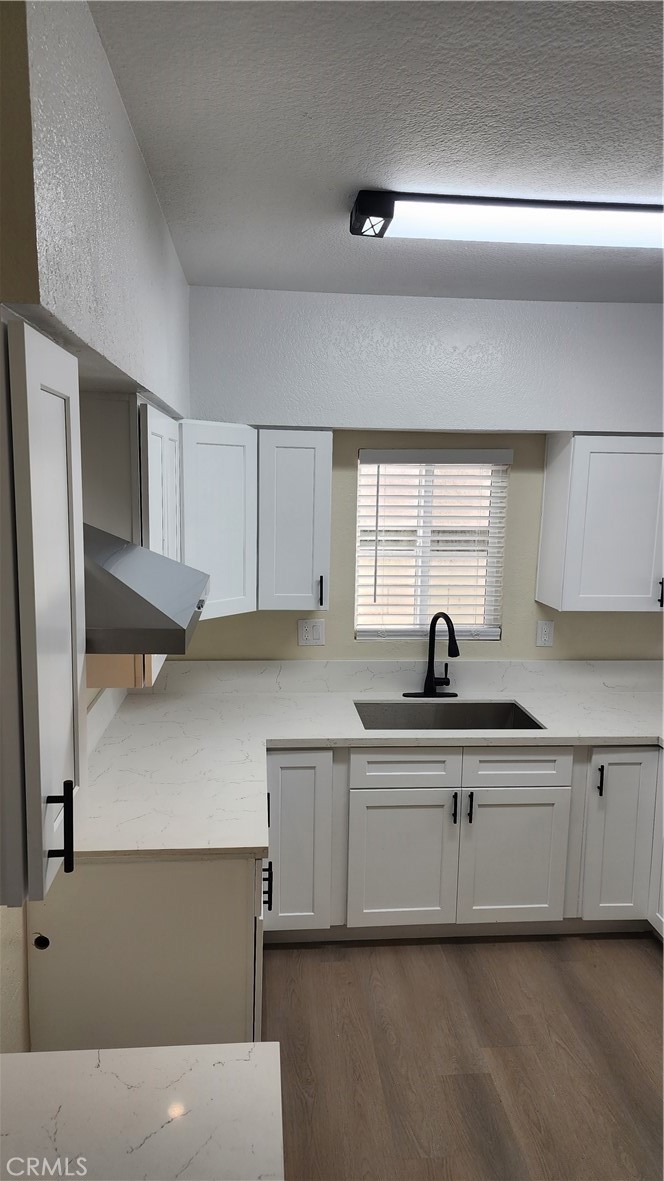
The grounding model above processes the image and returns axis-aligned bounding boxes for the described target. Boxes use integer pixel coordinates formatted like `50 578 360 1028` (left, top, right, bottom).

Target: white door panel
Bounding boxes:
347 788 460 927
583 748 658 920
8 321 86 899
181 421 257 619
265 751 333 931
258 429 332 610
456 786 571 923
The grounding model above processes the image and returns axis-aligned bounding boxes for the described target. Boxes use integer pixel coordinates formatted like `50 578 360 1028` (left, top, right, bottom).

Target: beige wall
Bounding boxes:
187 431 663 662
0 905 30 1052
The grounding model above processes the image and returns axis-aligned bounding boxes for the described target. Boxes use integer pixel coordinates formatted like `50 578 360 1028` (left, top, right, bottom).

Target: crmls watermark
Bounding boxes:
4 1159 88 1177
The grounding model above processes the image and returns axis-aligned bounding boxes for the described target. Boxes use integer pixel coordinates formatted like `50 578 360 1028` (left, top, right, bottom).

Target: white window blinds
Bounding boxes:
355 451 511 640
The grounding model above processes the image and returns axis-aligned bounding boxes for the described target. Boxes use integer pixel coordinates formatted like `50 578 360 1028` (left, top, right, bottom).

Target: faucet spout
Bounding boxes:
404 612 460 699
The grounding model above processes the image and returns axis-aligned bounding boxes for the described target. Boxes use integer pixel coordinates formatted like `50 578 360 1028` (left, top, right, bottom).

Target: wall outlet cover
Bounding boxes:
298 619 326 646
536 619 555 647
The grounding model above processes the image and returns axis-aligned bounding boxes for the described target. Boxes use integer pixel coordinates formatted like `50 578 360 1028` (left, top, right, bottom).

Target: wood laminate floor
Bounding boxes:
262 936 663 1181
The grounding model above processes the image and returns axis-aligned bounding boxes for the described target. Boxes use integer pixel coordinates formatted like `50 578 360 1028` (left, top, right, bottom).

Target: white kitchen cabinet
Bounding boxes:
647 755 663 936
456 785 571 923
536 434 663 611
347 788 460 927
140 403 181 562
7 321 86 901
258 429 332 611
140 404 181 682
81 394 182 690
181 420 257 619
265 751 333 930
582 748 658 920
27 854 263 1050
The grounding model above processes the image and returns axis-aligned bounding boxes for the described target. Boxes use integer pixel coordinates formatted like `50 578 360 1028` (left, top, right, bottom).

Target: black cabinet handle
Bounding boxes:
659 578 663 608
452 790 458 824
467 790 474 824
46 780 74 873
597 765 605 797
262 860 273 912
267 791 270 828
319 575 324 607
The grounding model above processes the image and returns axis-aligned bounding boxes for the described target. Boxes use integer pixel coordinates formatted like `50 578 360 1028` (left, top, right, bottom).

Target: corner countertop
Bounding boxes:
0 1042 284 1181
78 659 662 858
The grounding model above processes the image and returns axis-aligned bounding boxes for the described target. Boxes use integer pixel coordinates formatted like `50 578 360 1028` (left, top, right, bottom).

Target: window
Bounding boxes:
355 449 511 640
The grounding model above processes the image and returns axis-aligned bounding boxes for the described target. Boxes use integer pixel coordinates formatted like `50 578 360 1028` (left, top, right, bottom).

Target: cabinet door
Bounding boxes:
8 322 86 899
258 429 332 610
456 786 571 923
347 788 460 927
564 436 663 611
265 751 333 931
140 405 181 684
582 748 658 920
140 404 181 561
181 421 257 618
648 757 663 937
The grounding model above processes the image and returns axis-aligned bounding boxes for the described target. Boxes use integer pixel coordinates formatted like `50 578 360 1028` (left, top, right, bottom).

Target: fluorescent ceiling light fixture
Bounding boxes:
349 191 663 249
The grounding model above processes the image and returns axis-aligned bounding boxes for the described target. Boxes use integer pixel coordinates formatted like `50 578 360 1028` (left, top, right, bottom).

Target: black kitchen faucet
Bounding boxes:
403 612 460 698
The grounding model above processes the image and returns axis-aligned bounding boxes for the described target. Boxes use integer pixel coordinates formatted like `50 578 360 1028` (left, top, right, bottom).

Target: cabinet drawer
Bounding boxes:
462 747 573 788
349 748 462 790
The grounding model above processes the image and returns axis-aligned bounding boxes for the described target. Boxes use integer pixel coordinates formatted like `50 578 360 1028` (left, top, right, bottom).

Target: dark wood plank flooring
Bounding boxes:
262 936 663 1181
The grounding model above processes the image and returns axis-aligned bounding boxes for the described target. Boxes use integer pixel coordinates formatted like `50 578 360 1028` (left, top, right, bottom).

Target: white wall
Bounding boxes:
190 287 662 432
22 2 189 415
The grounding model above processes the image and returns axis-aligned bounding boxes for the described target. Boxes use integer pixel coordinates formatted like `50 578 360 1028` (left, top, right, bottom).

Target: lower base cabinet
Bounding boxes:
648 758 663 936
456 786 571 923
347 788 459 927
582 748 658 921
27 854 263 1051
346 783 571 928
265 750 333 931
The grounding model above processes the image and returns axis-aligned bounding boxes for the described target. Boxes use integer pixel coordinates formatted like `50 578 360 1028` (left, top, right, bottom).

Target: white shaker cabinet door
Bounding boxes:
456 786 571 923
180 420 257 619
8 321 86 900
139 404 181 682
140 404 181 561
347 788 460 927
537 434 663 611
648 756 663 936
265 751 333 931
582 748 658 920
258 429 332 611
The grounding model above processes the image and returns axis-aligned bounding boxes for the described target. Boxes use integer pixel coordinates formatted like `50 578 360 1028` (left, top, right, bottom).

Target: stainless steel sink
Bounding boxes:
354 700 544 731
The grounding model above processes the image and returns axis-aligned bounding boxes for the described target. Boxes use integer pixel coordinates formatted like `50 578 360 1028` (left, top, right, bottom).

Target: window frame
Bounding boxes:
354 449 512 641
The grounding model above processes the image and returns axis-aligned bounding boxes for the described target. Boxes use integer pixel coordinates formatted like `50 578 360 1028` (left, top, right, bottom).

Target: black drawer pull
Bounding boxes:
597 765 605 797
467 790 474 824
319 575 324 607
659 578 663 608
46 780 74 873
262 860 273 912
452 790 458 824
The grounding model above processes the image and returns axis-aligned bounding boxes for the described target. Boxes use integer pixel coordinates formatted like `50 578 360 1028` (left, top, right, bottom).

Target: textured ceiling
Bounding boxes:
91 1 663 301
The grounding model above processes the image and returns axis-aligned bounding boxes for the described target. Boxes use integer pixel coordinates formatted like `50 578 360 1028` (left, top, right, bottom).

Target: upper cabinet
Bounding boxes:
536 434 663 611
258 429 332 611
5 322 86 901
181 421 257 619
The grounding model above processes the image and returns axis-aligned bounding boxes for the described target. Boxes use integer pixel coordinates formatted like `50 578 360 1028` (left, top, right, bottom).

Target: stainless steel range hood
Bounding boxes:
84 525 210 654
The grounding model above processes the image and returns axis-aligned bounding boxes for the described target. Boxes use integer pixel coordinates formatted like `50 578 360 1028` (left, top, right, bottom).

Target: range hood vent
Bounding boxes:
84 525 209 655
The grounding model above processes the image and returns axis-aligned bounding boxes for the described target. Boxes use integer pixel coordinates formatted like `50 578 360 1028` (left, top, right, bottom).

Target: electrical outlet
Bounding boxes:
298 619 326 646
536 620 555 647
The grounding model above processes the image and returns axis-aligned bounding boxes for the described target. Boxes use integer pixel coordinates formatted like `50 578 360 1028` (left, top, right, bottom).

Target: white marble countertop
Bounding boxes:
79 659 662 858
0 1042 284 1181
